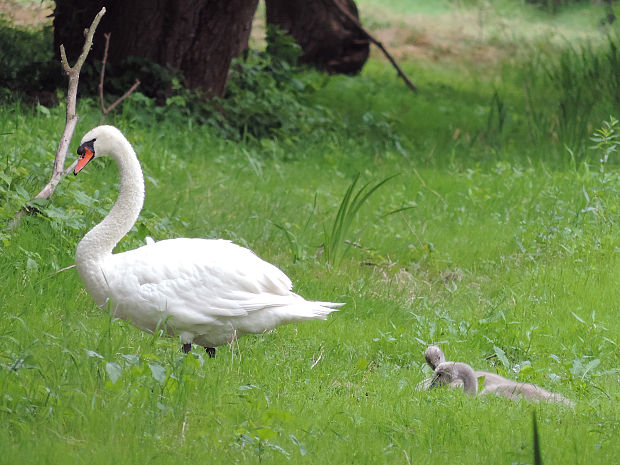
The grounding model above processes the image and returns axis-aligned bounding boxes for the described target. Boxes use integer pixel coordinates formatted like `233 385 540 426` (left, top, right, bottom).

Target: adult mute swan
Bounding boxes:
432 361 574 406
73 125 343 357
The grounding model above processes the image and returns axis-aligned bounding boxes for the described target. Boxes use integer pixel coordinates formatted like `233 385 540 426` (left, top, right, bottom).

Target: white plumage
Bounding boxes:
73 125 342 355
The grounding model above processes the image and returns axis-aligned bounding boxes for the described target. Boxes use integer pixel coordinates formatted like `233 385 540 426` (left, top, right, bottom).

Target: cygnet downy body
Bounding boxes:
432 360 574 406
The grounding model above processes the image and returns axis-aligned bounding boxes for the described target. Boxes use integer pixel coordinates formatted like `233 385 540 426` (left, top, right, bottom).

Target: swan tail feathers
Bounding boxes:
286 300 344 320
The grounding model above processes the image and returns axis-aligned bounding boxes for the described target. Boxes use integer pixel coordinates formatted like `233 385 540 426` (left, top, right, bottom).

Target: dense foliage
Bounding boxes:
0 18 59 100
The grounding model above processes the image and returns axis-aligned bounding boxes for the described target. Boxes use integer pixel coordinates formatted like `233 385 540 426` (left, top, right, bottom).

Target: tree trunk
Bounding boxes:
54 0 259 96
265 0 369 75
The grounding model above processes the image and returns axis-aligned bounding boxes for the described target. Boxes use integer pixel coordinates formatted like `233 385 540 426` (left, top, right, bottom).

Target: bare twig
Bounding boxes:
310 347 325 369
56 264 76 274
330 1 416 90
102 80 141 121
180 412 188 441
35 7 107 201
412 167 447 207
331 0 417 93
98 32 111 116
403 449 412 465
7 8 106 229
99 32 141 123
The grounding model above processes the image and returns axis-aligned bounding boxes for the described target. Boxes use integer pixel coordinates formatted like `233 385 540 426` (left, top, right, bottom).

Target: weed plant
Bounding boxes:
524 35 620 161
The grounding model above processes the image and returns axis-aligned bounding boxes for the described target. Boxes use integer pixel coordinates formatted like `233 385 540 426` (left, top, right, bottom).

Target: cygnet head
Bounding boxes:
424 345 446 370
74 125 130 175
432 361 478 396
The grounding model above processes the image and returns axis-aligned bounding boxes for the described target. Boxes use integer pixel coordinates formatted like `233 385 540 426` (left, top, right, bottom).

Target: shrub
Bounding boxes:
0 18 59 101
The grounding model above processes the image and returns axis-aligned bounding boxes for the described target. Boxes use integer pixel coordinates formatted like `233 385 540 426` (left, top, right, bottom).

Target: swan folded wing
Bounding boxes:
105 238 297 320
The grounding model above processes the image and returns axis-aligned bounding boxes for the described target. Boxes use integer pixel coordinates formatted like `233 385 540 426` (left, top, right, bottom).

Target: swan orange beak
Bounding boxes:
74 143 95 175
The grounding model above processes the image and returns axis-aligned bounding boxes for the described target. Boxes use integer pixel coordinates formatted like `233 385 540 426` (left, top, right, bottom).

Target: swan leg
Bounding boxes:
182 343 215 358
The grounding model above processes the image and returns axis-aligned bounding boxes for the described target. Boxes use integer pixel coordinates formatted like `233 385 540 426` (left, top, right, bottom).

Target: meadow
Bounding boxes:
0 1 619 463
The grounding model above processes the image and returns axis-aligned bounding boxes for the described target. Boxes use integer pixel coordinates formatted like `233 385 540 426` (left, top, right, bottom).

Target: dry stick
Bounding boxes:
8 7 106 229
56 263 76 273
35 7 107 200
180 412 188 441
331 0 417 93
98 32 111 119
99 32 141 123
403 449 412 465
412 167 447 206
310 347 324 369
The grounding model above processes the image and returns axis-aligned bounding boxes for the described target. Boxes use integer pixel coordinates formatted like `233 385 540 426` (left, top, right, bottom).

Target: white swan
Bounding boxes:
73 125 343 356
432 361 574 406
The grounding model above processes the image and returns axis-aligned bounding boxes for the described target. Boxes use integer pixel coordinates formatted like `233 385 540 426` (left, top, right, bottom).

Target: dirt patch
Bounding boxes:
0 0 54 27
366 9 524 68
363 4 605 69
249 6 518 69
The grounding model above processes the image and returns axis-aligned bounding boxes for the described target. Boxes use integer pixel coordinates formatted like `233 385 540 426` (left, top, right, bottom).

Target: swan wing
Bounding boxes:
103 238 295 321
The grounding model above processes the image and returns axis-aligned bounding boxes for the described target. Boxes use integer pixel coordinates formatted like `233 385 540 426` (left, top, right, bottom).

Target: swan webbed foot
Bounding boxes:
182 343 192 354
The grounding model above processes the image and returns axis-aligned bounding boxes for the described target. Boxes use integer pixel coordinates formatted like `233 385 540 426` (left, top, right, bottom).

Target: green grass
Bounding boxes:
1 2 620 464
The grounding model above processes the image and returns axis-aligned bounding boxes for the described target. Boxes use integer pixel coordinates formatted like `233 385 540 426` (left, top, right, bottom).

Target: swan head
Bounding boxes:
431 361 477 395
424 345 445 370
74 125 129 175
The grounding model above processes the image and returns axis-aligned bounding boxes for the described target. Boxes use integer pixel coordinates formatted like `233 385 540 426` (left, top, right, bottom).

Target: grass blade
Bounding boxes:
324 173 400 266
533 410 543 465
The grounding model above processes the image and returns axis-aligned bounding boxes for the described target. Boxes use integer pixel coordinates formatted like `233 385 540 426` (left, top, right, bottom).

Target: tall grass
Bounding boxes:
322 173 404 267
523 34 620 162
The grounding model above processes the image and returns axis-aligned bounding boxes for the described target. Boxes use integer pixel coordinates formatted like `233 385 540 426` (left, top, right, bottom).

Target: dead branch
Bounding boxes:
310 346 325 369
332 0 418 93
99 32 141 123
98 32 110 116
34 7 107 202
7 8 106 229
55 264 76 273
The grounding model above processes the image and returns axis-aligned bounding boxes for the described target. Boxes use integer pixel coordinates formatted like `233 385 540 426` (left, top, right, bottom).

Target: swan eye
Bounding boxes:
77 138 96 155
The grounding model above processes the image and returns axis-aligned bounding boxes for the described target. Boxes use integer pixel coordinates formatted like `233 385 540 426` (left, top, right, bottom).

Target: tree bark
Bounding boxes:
54 0 259 97
265 0 369 75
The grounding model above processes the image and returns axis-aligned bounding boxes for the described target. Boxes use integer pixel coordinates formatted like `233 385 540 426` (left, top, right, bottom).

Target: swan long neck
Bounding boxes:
76 135 144 305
